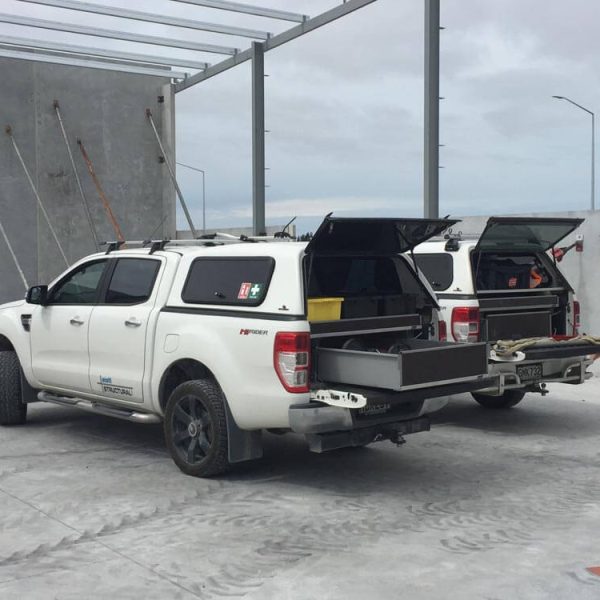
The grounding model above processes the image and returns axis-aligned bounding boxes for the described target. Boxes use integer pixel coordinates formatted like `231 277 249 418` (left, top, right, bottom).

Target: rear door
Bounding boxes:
474 217 584 253
88 257 163 403
305 216 459 256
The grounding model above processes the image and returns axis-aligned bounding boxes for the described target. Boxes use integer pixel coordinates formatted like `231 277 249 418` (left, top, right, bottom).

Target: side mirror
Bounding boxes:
26 285 48 306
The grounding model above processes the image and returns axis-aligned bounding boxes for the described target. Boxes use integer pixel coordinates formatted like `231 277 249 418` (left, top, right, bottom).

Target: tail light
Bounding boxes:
573 300 581 336
438 319 447 342
451 307 480 343
274 332 311 393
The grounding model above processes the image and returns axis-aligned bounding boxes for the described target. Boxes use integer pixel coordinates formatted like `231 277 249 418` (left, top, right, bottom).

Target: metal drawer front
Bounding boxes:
317 341 488 392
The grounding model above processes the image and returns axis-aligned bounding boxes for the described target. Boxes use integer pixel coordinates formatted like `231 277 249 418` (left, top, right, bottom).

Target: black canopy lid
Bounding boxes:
305 216 459 255
475 217 584 253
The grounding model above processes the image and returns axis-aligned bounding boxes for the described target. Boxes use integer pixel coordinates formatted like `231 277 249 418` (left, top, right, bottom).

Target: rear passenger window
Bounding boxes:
105 259 160 304
182 258 275 306
414 254 453 291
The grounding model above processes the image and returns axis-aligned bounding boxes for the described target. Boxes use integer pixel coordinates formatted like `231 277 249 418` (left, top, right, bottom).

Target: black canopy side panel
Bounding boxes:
475 217 584 253
305 216 459 256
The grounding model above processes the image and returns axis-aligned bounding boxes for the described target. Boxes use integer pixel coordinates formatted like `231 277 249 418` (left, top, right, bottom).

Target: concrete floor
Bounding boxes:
1 367 600 599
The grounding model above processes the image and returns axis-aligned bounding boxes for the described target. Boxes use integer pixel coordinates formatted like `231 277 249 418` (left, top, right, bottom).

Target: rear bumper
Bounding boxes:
479 355 593 394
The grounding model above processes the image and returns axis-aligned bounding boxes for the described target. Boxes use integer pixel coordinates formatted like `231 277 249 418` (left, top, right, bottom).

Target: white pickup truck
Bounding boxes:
414 217 595 409
0 217 493 477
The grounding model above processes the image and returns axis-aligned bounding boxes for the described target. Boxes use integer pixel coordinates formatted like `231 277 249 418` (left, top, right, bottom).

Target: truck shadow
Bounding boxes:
430 392 600 439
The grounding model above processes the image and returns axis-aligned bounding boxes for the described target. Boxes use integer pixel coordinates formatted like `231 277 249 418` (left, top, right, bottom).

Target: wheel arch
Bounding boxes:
159 357 263 465
158 358 216 413
0 335 15 352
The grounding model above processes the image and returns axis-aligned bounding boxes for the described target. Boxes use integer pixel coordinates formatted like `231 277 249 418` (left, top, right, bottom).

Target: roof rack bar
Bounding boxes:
175 0 377 92
0 47 187 79
17 0 271 40
170 0 307 23
0 34 210 70
0 13 239 55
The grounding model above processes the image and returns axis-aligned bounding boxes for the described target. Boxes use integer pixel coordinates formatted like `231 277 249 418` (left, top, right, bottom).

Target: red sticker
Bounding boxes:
238 282 252 300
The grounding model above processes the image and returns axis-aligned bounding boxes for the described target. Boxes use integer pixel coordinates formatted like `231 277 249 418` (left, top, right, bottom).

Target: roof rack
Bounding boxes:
100 233 295 254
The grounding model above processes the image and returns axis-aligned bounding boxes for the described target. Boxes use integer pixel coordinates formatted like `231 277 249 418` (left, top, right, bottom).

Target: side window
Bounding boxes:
105 259 161 305
413 253 453 291
182 258 275 306
50 261 107 305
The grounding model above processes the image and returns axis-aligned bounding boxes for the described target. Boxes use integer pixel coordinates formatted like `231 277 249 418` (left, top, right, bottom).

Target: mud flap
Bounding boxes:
224 398 263 464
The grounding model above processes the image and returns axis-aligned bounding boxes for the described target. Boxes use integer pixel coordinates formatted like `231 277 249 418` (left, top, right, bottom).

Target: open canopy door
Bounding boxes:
305 216 458 256
475 217 584 253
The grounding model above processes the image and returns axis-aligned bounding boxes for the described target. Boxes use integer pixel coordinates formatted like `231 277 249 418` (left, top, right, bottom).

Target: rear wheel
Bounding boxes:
164 379 230 477
471 390 526 409
0 351 27 425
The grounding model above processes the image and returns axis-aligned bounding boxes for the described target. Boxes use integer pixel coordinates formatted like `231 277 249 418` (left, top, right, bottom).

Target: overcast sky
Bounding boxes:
2 0 599 233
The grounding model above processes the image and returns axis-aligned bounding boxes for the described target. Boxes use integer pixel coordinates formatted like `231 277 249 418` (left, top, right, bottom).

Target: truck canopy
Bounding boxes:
305 216 458 256
474 217 584 253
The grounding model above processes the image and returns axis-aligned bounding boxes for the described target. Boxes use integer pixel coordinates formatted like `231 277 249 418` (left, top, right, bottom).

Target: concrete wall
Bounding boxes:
0 56 175 301
457 210 599 334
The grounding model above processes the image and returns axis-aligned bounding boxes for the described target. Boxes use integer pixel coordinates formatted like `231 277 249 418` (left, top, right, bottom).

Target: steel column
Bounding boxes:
251 42 266 236
424 0 440 219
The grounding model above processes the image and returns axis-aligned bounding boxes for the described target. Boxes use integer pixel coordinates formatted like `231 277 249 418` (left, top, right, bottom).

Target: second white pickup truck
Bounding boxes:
0 217 493 477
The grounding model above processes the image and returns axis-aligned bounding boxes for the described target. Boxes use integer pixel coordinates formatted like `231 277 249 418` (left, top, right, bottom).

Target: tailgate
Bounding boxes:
316 340 489 392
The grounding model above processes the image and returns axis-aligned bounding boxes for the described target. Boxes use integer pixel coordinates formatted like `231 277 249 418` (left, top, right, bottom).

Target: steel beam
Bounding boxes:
18 0 271 40
0 47 186 79
0 34 209 70
424 0 440 219
175 0 377 92
0 13 239 55
171 0 306 23
252 42 266 237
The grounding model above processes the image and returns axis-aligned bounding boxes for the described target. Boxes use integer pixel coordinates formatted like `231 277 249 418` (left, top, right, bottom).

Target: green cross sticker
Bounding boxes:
248 283 263 299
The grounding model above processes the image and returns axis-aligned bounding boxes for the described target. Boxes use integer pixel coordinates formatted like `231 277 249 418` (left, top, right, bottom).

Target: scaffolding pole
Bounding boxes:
146 108 198 238
5 125 69 267
53 100 100 251
424 0 440 219
251 41 266 236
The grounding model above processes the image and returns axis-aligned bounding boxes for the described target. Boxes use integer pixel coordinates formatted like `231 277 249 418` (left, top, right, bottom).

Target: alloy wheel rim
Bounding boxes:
172 395 213 465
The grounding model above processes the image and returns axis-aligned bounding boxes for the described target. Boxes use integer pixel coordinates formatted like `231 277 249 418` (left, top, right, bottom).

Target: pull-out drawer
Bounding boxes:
317 340 489 392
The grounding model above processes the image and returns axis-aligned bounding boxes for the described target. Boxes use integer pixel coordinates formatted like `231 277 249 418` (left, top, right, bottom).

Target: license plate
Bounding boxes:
517 363 543 382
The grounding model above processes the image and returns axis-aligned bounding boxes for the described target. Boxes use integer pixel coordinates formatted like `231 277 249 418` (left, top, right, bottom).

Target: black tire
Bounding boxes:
0 351 27 426
471 389 526 410
164 379 230 477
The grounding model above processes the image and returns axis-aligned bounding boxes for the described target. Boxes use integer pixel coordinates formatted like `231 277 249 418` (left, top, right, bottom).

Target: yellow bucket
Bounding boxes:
307 297 344 322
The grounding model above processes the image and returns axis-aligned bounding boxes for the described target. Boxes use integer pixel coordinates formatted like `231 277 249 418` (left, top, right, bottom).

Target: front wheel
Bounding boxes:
164 379 230 477
471 390 526 409
0 351 27 426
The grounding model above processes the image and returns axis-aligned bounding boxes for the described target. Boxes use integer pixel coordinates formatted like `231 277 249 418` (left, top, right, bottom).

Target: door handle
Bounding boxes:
70 317 84 326
125 318 142 327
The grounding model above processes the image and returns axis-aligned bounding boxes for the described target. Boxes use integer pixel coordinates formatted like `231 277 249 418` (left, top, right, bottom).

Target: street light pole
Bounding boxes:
552 95 595 210
176 161 206 232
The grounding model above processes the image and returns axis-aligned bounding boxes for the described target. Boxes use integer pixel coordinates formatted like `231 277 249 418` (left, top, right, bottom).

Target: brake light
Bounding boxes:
274 332 311 393
573 300 581 336
438 319 447 342
451 307 480 343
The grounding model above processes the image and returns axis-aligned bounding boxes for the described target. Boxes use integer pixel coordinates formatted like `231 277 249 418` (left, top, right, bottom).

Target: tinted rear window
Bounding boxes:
413 254 453 291
182 258 275 306
105 258 161 304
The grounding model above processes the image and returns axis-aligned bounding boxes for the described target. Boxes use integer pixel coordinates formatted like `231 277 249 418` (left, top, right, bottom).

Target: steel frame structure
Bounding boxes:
1 0 379 234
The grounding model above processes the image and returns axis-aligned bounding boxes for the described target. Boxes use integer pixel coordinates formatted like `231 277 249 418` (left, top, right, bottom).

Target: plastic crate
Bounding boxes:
307 297 344 322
